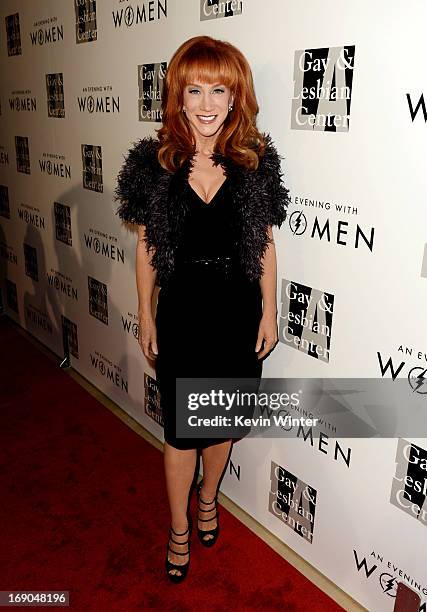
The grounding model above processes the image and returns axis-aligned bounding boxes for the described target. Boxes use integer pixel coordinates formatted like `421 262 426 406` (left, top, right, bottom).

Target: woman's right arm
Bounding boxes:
136 224 158 360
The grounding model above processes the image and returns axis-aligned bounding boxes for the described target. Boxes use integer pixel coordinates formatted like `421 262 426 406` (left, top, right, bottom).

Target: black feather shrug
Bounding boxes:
114 133 290 287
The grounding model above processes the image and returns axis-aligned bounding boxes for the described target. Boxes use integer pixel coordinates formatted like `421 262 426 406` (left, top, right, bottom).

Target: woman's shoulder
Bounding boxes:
123 135 161 170
255 132 283 176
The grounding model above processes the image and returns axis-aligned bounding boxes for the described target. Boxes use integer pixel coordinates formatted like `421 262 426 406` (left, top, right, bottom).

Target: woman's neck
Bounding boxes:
192 128 222 156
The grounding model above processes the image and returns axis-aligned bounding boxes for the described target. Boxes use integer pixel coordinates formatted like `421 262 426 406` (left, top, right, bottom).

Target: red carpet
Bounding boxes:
0 316 344 611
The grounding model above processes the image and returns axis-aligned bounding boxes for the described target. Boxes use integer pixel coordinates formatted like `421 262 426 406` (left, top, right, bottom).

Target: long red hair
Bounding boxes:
156 35 265 172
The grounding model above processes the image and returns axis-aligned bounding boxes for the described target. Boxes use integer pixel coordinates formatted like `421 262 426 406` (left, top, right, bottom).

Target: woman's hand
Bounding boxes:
255 312 278 360
138 312 158 361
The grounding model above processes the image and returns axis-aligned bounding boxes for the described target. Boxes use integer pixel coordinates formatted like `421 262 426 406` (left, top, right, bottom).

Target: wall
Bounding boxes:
0 1 426 609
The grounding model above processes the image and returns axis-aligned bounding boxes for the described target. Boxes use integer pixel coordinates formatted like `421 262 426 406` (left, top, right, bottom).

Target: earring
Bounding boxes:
182 108 187 114
228 105 233 111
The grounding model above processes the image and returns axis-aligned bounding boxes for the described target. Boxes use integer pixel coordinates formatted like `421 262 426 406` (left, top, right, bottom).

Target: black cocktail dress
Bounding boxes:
155 177 263 450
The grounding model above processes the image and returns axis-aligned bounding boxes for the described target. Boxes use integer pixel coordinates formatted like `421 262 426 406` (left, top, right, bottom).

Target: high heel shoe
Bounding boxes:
165 515 192 583
197 480 220 547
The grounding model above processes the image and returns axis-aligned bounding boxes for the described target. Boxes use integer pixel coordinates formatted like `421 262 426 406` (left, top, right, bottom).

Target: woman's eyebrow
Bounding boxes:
186 83 224 87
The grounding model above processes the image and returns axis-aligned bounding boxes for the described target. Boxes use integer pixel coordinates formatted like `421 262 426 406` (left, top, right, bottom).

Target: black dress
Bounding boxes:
155 176 263 450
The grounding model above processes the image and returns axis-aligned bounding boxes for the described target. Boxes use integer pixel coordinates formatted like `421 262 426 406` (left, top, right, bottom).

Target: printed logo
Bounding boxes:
25 303 53 334
47 269 78 302
6 13 21 56
279 279 334 363
122 313 139 341
200 0 242 20
77 84 120 114
138 62 166 122
269 460 317 543
30 15 64 46
82 144 103 192
291 46 355 132
391 439 427 525
6 279 18 314
23 243 38 281
0 242 17 266
15 137 31 174
89 350 128 392
75 0 97 43
9 89 37 113
112 0 168 28
0 146 10 166
84 228 124 263
0 186 10 219
46 73 65 118
54 202 72 246
18 205 45 230
144 373 163 426
62 315 79 359
39 153 71 180
353 548 426 607
407 93 427 122
377 345 427 395
88 276 108 325
287 195 375 252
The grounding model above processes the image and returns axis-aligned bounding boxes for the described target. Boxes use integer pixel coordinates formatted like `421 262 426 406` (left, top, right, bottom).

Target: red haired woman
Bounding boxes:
115 35 290 582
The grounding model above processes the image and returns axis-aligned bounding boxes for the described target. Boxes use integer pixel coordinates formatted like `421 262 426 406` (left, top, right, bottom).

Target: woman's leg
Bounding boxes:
164 441 197 574
199 440 233 540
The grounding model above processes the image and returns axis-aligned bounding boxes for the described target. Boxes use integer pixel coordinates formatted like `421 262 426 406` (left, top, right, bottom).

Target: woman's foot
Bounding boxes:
197 481 220 546
166 518 192 582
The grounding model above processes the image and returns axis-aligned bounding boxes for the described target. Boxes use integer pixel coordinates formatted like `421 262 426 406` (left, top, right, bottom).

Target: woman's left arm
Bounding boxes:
255 226 279 359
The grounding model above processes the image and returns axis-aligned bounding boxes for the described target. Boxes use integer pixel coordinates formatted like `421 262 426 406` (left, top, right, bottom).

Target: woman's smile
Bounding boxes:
197 114 217 124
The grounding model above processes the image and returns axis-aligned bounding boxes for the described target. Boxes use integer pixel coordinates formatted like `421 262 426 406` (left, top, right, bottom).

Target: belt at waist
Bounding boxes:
175 254 240 275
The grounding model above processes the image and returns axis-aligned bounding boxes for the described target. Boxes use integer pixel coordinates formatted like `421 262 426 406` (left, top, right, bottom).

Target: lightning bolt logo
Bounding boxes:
380 573 397 597
408 366 427 394
289 210 307 236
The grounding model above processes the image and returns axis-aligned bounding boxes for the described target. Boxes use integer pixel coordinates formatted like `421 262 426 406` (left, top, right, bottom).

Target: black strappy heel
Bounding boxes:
165 515 193 583
197 480 220 547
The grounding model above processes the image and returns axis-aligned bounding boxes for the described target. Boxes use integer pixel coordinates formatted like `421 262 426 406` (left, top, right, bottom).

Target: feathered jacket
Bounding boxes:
114 133 290 287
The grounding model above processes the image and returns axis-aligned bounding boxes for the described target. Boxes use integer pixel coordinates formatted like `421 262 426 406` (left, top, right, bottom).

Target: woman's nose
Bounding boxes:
200 93 214 111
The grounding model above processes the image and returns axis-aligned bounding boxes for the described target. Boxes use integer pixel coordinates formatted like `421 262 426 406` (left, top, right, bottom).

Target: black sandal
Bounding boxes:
165 515 192 583
197 480 220 547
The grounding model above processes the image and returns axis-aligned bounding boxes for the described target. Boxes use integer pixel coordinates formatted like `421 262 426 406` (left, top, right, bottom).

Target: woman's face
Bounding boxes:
182 81 233 141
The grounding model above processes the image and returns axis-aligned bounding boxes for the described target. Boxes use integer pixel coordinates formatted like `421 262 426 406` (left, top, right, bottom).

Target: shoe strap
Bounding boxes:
170 533 190 544
198 511 219 522
199 504 217 512
199 495 217 505
168 542 190 555
170 524 189 536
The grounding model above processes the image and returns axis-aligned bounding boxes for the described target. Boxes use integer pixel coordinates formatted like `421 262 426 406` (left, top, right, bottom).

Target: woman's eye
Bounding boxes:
187 88 225 94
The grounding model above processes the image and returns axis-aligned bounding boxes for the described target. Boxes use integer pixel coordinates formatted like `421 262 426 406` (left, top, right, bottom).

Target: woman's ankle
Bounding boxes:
200 485 217 501
171 518 189 534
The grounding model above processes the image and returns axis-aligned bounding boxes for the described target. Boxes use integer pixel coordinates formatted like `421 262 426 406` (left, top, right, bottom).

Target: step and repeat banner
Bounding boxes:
0 1 426 609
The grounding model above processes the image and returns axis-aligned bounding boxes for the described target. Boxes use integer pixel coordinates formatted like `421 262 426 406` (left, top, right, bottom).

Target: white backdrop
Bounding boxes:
1 1 426 610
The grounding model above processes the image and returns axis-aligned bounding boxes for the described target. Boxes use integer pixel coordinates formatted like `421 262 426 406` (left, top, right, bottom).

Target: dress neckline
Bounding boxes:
187 176 228 206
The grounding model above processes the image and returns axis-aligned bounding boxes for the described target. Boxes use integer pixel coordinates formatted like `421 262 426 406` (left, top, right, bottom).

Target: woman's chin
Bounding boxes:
192 121 224 139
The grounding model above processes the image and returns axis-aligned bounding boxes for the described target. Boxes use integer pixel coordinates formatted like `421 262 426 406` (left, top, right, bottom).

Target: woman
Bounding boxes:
114 35 290 582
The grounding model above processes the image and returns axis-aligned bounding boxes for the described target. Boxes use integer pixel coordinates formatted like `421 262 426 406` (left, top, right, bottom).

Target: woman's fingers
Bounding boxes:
148 335 158 358
138 318 158 360
256 335 278 359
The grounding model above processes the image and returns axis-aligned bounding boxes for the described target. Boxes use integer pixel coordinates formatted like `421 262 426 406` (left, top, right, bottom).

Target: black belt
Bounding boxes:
177 255 238 275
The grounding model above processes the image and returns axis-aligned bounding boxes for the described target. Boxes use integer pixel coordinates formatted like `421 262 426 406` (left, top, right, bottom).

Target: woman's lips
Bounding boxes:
197 114 217 124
